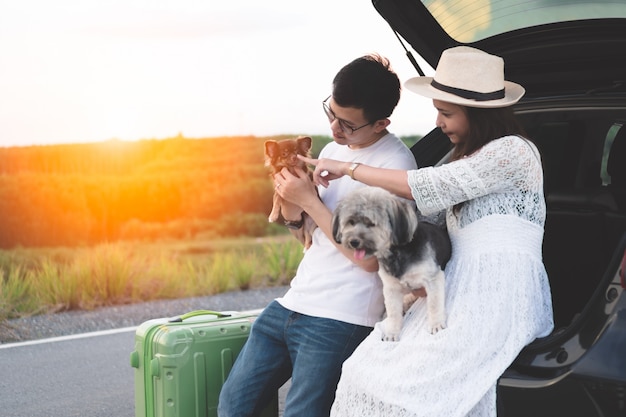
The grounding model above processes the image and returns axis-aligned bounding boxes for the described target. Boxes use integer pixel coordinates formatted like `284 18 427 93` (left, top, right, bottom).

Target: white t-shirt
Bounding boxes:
276 133 418 326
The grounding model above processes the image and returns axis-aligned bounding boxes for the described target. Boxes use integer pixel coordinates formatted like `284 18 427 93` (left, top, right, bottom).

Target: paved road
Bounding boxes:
1 324 291 417
0 288 290 417
0 329 137 417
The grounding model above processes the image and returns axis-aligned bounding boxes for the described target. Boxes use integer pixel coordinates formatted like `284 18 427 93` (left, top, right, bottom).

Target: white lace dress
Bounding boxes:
330 135 554 417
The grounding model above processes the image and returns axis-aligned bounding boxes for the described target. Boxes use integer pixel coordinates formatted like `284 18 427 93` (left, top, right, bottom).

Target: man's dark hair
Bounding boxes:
332 54 401 123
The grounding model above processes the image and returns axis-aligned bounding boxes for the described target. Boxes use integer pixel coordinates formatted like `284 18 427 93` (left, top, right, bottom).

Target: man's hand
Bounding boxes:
274 167 319 212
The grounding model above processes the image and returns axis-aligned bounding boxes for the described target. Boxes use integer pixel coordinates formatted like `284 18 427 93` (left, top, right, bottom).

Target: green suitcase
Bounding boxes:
130 309 278 417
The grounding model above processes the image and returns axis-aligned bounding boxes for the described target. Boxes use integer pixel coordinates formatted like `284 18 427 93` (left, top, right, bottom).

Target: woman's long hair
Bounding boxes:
451 105 531 214
450 106 528 161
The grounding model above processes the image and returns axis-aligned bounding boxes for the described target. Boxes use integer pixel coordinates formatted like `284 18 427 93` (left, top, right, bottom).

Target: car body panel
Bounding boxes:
372 0 626 99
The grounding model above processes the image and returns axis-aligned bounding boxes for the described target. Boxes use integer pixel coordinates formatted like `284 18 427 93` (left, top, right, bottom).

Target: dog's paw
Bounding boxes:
382 333 400 342
268 206 280 223
380 318 401 342
428 321 446 335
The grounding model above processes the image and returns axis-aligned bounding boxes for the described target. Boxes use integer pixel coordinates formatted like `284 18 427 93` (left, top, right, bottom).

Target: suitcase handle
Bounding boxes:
168 310 232 323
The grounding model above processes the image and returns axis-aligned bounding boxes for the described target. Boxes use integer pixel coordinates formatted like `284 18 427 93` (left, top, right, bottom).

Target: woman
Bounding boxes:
303 46 554 416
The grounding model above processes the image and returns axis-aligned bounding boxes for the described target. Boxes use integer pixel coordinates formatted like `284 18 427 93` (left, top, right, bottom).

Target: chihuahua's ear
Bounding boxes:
296 136 312 153
264 140 279 157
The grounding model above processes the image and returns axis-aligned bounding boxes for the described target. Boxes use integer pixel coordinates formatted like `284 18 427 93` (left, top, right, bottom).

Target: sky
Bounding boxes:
0 0 437 148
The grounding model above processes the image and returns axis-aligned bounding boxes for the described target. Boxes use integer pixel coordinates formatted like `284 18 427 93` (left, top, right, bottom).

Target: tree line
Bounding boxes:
0 134 420 249
0 135 330 248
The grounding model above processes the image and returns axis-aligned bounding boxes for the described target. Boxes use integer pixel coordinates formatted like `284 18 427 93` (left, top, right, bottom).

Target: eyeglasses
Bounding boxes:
322 95 372 135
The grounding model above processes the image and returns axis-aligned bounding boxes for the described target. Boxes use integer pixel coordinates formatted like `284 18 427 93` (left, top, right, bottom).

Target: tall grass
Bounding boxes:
0 237 304 324
264 240 304 285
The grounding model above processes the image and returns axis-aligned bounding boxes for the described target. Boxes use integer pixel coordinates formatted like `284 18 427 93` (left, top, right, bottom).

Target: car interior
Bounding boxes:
517 110 626 331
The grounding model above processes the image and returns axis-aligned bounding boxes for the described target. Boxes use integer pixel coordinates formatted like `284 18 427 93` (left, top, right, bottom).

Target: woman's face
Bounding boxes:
433 99 470 145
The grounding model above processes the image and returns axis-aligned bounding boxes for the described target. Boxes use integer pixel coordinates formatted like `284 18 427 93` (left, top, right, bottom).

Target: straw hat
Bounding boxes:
404 46 525 108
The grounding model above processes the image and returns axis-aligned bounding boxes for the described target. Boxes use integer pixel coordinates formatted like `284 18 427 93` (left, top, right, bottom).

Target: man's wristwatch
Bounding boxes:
283 212 304 230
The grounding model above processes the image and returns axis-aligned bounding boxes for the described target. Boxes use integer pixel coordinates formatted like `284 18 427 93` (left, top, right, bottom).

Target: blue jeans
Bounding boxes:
217 301 372 417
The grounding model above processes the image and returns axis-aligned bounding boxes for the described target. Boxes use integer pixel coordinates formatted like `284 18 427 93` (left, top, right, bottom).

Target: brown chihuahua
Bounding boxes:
264 136 318 250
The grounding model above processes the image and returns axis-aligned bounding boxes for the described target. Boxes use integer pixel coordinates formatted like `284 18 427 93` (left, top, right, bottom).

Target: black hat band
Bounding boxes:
431 79 505 101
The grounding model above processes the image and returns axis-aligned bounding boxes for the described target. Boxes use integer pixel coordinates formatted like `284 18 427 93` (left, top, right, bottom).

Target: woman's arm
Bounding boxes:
299 155 414 200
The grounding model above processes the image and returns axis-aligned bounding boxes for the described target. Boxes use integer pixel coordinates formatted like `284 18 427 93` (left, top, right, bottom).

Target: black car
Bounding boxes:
371 0 626 415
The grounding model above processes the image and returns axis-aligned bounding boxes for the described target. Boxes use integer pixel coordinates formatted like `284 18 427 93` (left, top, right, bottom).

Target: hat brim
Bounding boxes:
404 77 525 108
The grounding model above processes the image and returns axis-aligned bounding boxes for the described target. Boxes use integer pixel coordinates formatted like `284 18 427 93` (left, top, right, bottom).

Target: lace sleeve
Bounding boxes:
407 136 542 215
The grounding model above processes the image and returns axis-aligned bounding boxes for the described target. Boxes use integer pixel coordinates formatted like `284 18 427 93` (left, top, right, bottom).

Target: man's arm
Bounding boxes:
276 168 379 273
279 200 309 245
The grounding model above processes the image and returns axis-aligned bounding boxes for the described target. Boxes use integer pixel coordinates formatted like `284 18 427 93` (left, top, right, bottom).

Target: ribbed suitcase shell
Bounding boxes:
130 310 277 417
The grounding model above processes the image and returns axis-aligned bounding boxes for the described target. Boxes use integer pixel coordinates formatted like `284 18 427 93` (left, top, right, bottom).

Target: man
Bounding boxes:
218 54 417 417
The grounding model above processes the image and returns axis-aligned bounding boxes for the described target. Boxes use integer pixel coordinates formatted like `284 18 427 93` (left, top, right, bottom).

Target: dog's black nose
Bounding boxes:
349 239 360 249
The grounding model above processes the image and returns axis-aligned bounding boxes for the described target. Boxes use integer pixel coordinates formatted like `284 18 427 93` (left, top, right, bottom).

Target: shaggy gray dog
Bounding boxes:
332 187 451 341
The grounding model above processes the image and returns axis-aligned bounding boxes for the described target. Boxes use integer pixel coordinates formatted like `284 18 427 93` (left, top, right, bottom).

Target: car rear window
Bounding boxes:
422 0 626 42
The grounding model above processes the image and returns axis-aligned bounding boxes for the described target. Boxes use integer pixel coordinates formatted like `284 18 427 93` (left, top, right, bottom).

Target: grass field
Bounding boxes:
0 234 303 324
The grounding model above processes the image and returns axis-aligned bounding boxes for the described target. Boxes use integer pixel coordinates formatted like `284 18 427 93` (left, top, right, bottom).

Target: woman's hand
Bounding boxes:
298 155 350 188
